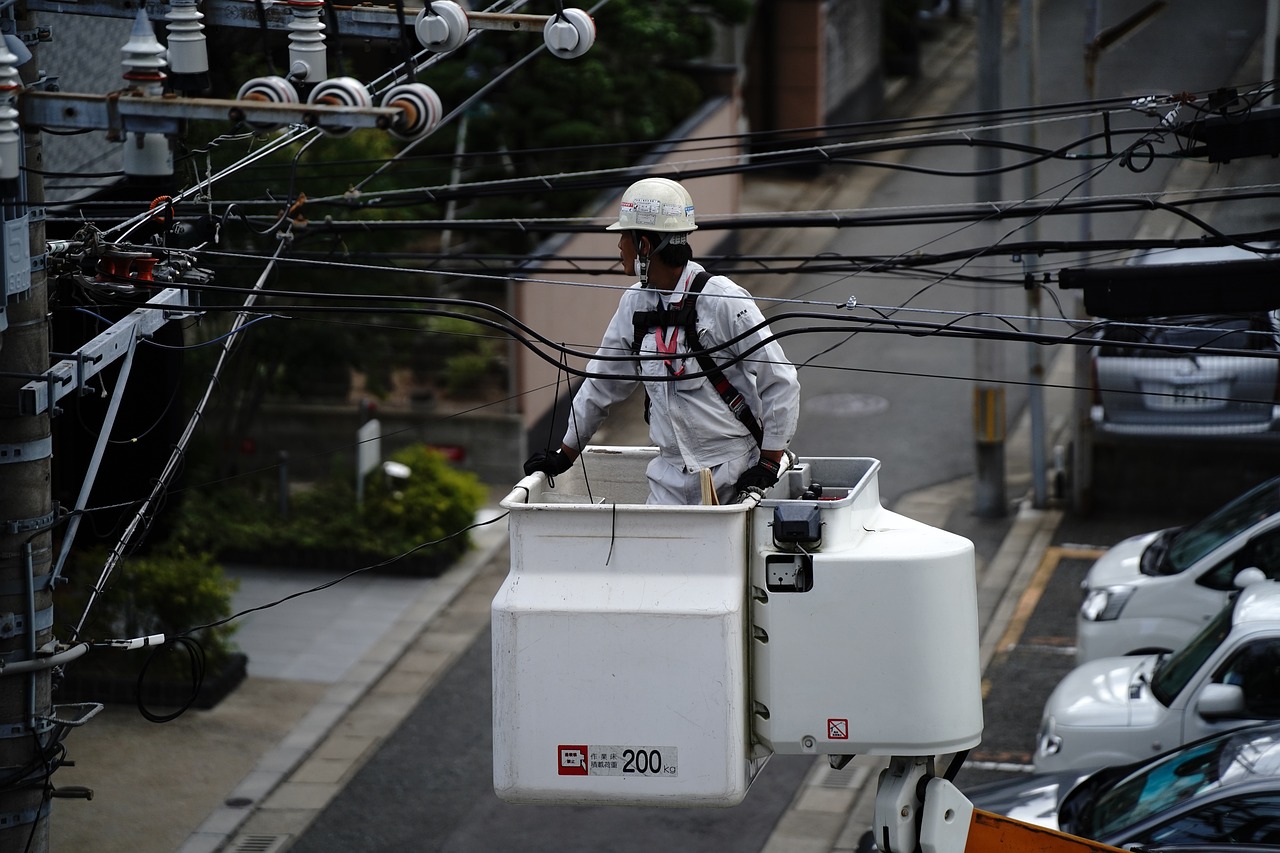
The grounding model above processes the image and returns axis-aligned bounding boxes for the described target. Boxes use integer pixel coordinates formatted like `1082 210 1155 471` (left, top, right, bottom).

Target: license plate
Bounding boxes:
1145 381 1228 411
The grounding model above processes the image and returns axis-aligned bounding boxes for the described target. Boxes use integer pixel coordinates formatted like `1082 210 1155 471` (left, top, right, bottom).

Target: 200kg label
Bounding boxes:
558 744 678 777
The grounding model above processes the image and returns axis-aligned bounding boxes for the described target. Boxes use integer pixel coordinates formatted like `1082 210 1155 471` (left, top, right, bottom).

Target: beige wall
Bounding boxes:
515 97 745 435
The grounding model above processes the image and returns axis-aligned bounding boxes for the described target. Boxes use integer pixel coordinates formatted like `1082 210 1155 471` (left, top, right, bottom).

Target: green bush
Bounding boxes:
361 444 489 566
169 443 488 574
55 545 239 678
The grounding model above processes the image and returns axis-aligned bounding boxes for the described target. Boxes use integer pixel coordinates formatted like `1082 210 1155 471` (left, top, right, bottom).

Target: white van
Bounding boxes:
1037 580 1280 774
1076 475 1280 662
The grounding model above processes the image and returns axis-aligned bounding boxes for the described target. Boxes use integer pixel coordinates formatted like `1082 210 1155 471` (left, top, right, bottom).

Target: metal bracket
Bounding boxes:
0 606 55 640
0 436 53 464
19 287 187 415
44 702 103 728
0 573 52 595
0 800 50 830
2 505 57 534
0 715 55 740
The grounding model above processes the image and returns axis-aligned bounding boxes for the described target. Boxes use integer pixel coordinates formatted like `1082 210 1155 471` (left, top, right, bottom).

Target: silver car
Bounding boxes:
1038 582 1280 774
1077 475 1280 663
1089 247 1280 440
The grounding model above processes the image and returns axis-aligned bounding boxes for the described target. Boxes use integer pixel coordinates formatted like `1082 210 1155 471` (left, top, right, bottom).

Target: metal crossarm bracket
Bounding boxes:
19 287 187 416
21 90 402 136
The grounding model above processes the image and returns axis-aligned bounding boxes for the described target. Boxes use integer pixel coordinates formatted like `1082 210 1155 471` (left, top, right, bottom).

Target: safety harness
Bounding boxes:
630 270 765 446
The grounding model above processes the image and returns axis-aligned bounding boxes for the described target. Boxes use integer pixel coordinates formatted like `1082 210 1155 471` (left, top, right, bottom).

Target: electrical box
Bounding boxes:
493 448 983 808
751 458 984 756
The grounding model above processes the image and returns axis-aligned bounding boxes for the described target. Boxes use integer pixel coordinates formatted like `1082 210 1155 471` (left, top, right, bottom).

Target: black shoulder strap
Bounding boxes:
629 272 766 447
683 272 765 447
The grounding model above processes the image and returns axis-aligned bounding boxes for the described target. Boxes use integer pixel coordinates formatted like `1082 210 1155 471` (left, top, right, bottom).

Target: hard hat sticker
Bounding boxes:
661 204 683 216
557 744 678 777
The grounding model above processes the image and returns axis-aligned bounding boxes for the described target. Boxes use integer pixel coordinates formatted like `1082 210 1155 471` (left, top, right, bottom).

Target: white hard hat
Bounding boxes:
606 177 697 234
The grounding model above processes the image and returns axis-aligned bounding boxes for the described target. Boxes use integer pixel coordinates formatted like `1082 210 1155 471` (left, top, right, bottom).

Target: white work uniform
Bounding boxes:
563 261 800 504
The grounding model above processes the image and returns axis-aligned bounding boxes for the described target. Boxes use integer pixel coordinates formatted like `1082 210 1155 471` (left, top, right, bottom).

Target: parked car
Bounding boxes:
1077 475 1280 663
1088 245 1280 441
857 724 1280 851
1038 581 1280 774
967 723 1280 847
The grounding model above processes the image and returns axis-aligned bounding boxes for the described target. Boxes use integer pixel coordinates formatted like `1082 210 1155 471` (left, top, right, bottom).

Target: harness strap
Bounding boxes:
631 271 765 447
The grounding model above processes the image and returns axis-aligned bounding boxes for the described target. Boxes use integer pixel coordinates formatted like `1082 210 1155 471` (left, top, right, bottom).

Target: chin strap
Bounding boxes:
633 231 677 287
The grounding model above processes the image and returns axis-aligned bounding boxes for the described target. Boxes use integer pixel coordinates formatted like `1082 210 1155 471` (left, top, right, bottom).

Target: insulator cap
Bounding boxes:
306 76 372 137
381 82 443 141
544 8 594 60
236 76 300 130
414 1 469 53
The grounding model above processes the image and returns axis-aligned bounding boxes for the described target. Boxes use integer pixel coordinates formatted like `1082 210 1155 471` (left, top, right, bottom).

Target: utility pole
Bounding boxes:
1019 0 1047 508
973 0 1006 518
0 2 50 848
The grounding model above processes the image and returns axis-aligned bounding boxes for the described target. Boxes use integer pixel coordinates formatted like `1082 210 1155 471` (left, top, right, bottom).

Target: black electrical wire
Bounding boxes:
135 635 205 723
186 511 511 634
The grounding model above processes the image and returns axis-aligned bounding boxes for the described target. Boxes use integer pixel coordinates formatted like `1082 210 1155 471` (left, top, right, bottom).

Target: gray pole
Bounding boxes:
1020 0 1047 508
1267 0 1279 106
974 0 1006 518
0 6 51 849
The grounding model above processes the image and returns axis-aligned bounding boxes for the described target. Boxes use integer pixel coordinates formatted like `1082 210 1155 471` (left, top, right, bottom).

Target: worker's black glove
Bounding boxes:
524 449 574 478
734 456 781 493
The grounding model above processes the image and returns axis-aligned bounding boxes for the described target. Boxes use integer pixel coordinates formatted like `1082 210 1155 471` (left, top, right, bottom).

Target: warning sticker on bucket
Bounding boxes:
558 744 678 777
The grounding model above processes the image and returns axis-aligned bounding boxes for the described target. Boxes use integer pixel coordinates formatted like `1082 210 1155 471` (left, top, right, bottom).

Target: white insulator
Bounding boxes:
287 0 328 83
381 82 442 141
120 8 171 177
0 32 19 89
414 1 469 53
0 39 20 181
123 132 173 177
306 76 372 137
166 0 208 76
121 8 167 77
2 35 30 68
543 8 594 60
236 75 300 131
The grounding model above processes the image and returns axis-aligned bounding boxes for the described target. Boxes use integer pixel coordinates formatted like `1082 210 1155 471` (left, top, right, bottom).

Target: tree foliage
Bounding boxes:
185 1 753 475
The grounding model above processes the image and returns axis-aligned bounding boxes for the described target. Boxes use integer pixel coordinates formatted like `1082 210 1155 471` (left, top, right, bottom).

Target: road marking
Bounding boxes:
963 759 1036 774
993 545 1105 657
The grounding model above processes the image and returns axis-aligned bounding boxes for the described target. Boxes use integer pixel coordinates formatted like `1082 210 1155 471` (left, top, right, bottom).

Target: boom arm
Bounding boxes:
874 755 1127 853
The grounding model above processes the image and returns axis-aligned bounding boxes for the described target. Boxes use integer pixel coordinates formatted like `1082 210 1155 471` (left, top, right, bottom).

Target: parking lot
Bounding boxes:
957 446 1280 796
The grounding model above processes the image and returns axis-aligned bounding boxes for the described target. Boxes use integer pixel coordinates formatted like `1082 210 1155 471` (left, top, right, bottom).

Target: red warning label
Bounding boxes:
828 718 849 740
558 745 589 775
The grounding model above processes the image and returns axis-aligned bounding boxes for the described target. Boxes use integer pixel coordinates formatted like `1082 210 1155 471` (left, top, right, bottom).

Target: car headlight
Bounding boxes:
1080 585 1135 621
1037 716 1061 757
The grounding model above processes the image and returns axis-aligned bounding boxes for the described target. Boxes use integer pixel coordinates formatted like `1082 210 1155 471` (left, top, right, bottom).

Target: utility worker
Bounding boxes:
525 177 801 505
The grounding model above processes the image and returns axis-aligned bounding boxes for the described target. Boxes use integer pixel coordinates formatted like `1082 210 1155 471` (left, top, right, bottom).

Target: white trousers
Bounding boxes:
645 449 756 505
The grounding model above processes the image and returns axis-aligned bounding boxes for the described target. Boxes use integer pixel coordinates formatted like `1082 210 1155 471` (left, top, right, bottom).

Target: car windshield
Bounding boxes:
1151 603 1235 706
1165 477 1280 574
1096 313 1278 356
1072 739 1226 838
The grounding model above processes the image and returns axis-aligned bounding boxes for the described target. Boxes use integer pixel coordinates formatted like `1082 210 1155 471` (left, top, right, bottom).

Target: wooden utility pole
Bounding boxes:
0 5 51 848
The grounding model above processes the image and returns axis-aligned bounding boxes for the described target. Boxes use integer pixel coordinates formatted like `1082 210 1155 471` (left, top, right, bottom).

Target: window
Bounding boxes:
1216 639 1280 717
1132 794 1280 846
1199 527 1280 590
